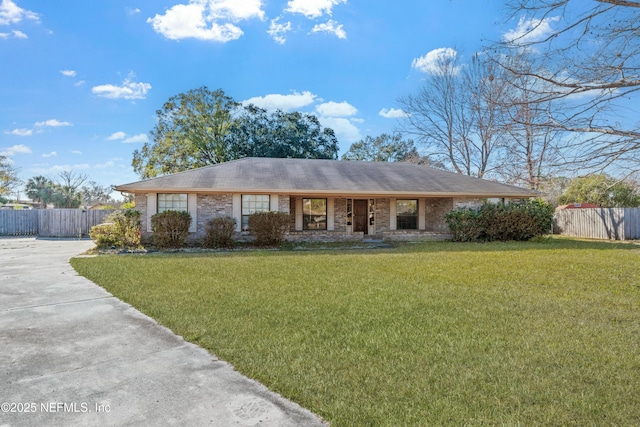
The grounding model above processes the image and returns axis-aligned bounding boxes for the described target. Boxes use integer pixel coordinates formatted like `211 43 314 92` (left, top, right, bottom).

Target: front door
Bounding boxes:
353 199 368 234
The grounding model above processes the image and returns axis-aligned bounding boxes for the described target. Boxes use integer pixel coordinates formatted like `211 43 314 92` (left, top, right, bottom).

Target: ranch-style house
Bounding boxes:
115 157 539 242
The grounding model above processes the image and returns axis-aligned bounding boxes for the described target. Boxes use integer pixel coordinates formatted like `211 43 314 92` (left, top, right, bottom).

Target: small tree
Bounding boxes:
557 175 640 208
247 212 289 246
151 210 192 249
203 216 236 248
89 210 142 249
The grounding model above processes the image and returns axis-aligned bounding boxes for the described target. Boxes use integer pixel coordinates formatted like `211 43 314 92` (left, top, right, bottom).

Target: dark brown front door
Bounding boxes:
353 199 368 234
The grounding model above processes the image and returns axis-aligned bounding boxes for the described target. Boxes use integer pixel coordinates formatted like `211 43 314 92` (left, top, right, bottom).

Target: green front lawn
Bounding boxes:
71 239 640 426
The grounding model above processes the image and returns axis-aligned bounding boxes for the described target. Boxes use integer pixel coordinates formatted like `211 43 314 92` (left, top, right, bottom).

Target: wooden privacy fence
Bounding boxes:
553 208 640 241
0 209 113 237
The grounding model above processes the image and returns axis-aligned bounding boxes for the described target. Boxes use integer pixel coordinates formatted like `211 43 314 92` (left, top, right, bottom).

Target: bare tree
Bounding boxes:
498 53 563 189
494 0 640 173
399 51 508 178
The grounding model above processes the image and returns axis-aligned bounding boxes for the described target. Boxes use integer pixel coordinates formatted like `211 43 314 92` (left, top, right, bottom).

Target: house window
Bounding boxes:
303 198 327 230
397 199 418 230
241 194 270 231
158 193 188 213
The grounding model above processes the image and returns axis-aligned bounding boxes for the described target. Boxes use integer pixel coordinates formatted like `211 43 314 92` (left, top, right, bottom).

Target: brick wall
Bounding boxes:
374 198 390 236
425 198 453 233
196 194 233 237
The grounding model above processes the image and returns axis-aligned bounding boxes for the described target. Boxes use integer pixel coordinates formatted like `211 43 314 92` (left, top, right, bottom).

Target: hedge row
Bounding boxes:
445 200 554 242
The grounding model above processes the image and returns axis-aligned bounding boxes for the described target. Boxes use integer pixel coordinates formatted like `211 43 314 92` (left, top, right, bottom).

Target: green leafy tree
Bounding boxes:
51 171 88 208
133 86 240 178
0 155 21 198
132 88 339 178
557 175 640 208
25 175 54 208
80 181 114 205
342 134 446 168
342 134 419 162
226 105 338 160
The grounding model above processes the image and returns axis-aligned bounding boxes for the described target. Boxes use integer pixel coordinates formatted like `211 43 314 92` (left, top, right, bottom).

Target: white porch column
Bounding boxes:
188 194 197 233
418 198 426 230
146 193 157 232
389 198 397 231
270 194 279 212
232 194 242 232
295 197 303 231
327 198 335 231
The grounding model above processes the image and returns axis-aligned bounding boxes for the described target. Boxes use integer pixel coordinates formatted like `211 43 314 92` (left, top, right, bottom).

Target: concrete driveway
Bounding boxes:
0 238 327 427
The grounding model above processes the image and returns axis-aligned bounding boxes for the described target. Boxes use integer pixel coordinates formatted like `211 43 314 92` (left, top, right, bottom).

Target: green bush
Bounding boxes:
445 199 554 242
248 211 290 246
444 208 482 242
151 210 192 249
89 209 141 249
203 216 236 248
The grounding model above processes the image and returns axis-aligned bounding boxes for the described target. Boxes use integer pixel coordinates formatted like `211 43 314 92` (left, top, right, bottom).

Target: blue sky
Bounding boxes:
1 0 522 197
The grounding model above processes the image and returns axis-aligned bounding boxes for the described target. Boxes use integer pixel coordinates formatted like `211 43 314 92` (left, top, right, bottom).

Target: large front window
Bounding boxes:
242 195 270 231
158 193 187 213
397 199 417 230
303 198 327 230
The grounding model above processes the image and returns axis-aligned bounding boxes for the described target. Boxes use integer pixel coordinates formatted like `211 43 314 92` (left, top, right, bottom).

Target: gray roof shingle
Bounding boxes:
115 157 539 198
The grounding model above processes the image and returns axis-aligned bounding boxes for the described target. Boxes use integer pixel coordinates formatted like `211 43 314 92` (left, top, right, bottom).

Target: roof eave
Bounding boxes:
114 186 538 199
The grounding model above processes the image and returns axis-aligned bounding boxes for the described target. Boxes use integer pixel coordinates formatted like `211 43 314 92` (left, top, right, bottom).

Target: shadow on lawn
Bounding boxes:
129 237 639 259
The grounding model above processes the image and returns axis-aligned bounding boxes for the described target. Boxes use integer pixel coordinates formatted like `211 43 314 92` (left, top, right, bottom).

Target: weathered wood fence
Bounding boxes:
0 209 113 237
553 208 640 240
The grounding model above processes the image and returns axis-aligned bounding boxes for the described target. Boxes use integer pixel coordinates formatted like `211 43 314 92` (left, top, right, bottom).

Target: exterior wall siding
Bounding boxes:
136 192 490 243
374 198 390 236
425 198 454 233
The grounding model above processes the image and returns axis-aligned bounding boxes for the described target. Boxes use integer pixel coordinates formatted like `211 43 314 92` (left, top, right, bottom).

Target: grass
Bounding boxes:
71 238 640 426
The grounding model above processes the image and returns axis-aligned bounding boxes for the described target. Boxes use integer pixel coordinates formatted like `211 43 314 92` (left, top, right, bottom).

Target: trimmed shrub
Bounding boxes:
89 209 141 249
203 216 236 248
445 199 554 242
247 211 290 246
151 210 192 249
444 208 482 242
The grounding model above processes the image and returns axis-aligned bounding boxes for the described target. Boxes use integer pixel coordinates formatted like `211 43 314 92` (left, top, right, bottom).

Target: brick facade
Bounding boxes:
138 192 487 243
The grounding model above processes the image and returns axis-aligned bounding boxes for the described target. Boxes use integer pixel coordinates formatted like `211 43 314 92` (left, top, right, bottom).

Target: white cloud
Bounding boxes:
127 7 141 15
5 128 32 136
70 150 82 155
35 119 72 127
148 0 265 42
285 0 346 19
268 17 291 44
243 91 317 111
0 0 39 26
0 32 8 38
74 80 85 87
106 131 126 140
379 108 409 119
11 29 25 38
123 133 149 143
316 101 356 117
503 16 560 46
411 47 460 75
60 69 77 77
95 160 115 169
41 151 57 158
0 144 32 156
310 20 346 39
29 163 91 175
92 76 151 100
319 117 361 143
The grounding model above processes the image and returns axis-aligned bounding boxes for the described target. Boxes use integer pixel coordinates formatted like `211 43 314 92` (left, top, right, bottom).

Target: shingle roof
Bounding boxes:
115 157 539 198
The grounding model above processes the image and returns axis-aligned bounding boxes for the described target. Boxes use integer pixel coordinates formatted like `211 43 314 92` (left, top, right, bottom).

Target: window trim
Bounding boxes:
241 194 271 231
157 193 188 214
396 199 418 230
302 198 328 231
